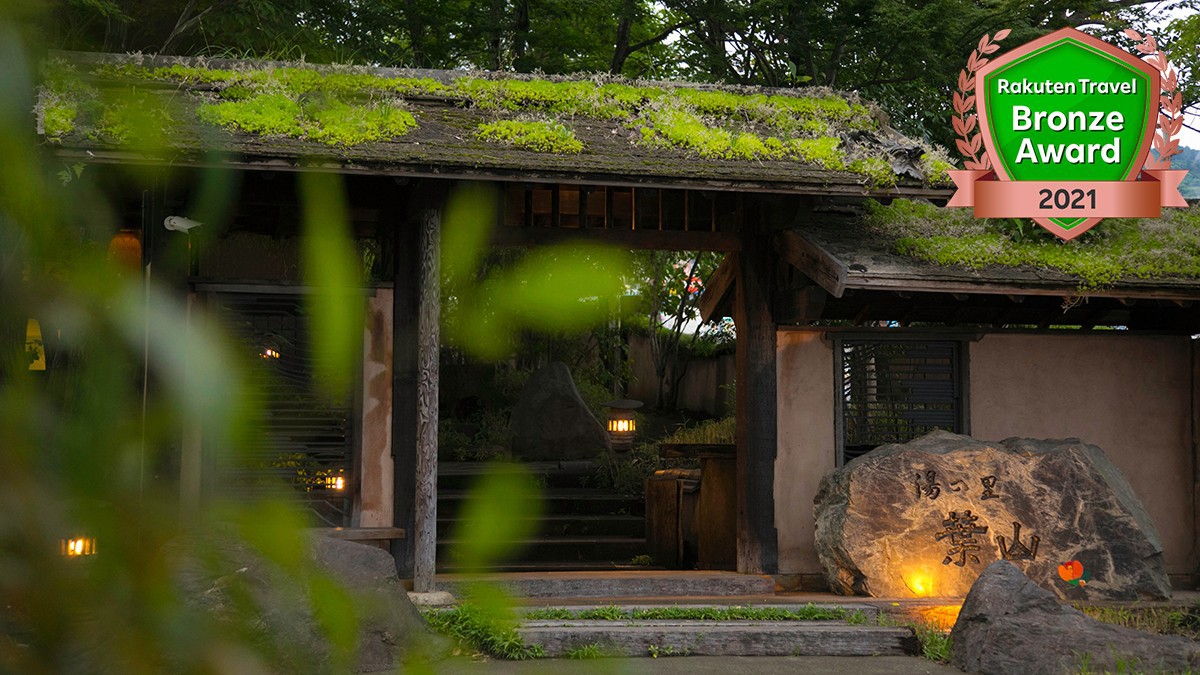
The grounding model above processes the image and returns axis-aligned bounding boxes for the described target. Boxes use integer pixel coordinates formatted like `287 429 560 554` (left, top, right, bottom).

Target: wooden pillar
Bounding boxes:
734 205 779 574
413 195 441 592
391 198 419 578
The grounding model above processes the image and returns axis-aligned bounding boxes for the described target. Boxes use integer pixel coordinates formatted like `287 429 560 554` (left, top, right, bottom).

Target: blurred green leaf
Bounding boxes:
453 463 543 572
298 171 364 396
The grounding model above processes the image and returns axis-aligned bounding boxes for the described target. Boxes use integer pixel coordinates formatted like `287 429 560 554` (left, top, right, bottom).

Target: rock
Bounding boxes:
951 561 1200 675
814 430 1169 601
510 362 611 460
173 533 445 672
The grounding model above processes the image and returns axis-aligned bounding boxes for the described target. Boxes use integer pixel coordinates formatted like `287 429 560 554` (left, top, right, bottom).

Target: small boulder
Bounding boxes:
951 561 1200 675
174 533 444 672
510 362 610 460
814 431 1169 600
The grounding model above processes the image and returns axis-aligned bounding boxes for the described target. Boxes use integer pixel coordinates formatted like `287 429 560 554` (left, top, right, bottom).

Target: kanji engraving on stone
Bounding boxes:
915 470 942 500
980 475 1000 500
935 510 989 567
997 521 1039 561
947 479 967 493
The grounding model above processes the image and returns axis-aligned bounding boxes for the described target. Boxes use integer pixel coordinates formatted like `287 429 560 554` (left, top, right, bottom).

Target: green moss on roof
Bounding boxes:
476 119 583 153
865 198 1200 288
45 58 944 186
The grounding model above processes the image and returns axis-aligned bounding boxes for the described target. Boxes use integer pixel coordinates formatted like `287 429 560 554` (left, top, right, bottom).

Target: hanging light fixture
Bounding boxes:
60 535 97 557
107 228 142 271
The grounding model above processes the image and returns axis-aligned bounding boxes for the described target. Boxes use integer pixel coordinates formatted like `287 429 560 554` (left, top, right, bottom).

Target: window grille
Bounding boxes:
210 291 355 527
835 338 966 465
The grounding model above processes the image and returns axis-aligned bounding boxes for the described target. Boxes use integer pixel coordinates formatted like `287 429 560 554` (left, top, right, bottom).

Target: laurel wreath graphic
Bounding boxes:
953 29 1010 171
1124 29 1183 170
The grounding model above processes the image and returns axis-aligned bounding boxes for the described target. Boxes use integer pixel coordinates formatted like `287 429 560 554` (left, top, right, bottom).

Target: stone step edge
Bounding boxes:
528 603 880 617
518 622 919 657
436 572 776 598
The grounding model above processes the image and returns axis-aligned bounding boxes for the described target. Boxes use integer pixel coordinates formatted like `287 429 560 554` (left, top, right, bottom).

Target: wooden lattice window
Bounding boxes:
834 337 968 466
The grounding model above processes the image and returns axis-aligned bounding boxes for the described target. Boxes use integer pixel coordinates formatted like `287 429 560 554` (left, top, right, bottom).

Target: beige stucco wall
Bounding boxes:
774 330 1196 577
775 330 836 574
970 333 1195 574
356 290 394 527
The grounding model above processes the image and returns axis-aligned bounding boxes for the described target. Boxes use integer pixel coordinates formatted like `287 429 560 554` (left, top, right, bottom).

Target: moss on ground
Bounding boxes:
43 59 941 185
864 198 1200 287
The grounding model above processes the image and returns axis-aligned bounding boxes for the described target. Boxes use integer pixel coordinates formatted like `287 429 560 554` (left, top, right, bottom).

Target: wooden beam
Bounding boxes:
491 226 741 251
774 285 829 324
775 230 848 298
699 253 738 323
735 209 779 575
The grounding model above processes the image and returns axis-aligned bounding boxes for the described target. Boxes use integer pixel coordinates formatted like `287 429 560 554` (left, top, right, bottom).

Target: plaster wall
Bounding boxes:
627 334 736 415
970 333 1195 574
775 330 836 574
356 289 394 527
773 330 1196 576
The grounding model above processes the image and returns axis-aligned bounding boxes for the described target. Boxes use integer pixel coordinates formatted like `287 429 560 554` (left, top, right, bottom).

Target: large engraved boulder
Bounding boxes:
510 362 611 460
813 431 1169 600
951 561 1200 675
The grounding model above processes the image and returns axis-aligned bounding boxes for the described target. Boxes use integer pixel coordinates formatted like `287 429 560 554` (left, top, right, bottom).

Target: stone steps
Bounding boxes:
438 514 646 538
520 620 918 657
437 535 648 564
436 570 777 598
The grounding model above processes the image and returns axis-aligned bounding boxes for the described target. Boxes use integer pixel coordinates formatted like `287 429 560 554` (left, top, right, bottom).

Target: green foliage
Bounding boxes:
476 119 583 153
196 92 416 146
1080 605 1200 640
589 443 668 496
423 603 545 660
440 183 632 362
865 199 1200 289
660 416 736 445
565 643 608 659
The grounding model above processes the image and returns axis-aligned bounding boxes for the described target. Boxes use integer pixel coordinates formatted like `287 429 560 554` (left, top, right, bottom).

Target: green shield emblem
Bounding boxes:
976 28 1159 238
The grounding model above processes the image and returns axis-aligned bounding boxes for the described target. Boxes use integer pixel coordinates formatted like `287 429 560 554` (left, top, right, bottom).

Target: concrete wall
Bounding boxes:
773 330 1196 577
356 289 394 527
970 333 1195 574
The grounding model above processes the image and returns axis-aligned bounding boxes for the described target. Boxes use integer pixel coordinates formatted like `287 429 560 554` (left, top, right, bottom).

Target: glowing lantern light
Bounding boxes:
324 473 345 491
603 399 643 453
26 319 45 371
107 228 142 271
61 536 97 557
905 570 934 597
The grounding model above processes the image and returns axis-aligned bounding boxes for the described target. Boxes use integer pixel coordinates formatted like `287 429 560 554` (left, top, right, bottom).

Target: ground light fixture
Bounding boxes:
61 536 96 557
603 399 643 452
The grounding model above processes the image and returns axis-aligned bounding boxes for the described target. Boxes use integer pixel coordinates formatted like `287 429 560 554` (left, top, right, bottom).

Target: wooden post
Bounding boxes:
413 194 442 592
391 196 419 578
734 204 779 574
392 183 443 590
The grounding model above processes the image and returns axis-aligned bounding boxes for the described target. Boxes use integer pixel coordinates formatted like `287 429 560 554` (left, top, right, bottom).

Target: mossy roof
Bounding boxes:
787 199 1200 305
36 52 953 198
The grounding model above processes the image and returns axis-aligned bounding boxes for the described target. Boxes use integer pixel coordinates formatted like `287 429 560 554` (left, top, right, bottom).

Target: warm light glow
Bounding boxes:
261 348 281 359
912 604 962 631
607 419 635 433
107 229 142 270
906 572 934 597
324 474 345 491
61 536 96 557
26 319 45 371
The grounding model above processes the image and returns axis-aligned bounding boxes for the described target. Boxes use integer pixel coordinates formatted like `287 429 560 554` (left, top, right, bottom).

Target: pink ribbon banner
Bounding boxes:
946 169 1188 218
